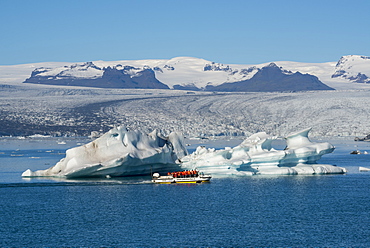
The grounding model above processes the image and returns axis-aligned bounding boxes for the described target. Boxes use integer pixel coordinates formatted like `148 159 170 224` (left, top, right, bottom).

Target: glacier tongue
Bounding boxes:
22 127 345 179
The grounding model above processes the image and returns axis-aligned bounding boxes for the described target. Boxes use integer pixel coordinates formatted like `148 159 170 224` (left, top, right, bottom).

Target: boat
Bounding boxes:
359 166 370 172
152 171 211 184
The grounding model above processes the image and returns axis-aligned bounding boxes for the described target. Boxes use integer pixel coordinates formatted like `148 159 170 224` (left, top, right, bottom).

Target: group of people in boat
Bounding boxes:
168 170 199 178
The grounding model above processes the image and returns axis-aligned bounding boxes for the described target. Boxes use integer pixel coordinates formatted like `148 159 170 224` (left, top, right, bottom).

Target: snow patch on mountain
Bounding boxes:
0 62 71 85
32 62 103 79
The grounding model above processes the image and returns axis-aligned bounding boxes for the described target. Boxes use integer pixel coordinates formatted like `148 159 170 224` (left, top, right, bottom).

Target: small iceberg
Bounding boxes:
350 150 361 154
359 166 370 172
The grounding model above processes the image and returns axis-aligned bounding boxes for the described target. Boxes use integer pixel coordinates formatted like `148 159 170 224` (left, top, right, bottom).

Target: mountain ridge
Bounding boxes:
205 63 334 92
1 55 370 91
23 63 169 89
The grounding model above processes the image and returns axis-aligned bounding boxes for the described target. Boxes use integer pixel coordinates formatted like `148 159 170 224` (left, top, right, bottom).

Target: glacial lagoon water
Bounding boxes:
0 137 370 247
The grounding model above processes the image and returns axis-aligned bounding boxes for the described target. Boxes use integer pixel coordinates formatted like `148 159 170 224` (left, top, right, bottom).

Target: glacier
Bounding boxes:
22 127 346 178
3 55 370 138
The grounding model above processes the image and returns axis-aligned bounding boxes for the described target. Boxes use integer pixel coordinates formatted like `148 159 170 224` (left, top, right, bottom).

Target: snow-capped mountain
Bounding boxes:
23 62 169 89
0 55 369 91
19 58 332 91
204 63 333 92
331 55 370 83
20 57 264 90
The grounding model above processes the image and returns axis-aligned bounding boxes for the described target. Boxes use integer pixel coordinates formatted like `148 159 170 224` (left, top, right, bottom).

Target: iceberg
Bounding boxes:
22 127 346 179
22 126 187 178
180 128 346 176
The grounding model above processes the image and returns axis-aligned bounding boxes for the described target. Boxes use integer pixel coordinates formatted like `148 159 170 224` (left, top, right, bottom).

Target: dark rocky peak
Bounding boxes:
266 62 279 68
163 64 175 70
70 62 101 71
239 66 257 75
258 63 294 76
110 65 140 71
30 67 50 77
204 62 232 72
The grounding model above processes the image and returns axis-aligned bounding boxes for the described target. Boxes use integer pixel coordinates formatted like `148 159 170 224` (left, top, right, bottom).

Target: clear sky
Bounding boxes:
1 0 369 65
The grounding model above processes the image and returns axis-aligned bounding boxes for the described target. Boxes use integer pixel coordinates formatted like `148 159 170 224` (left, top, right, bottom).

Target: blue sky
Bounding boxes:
1 0 369 65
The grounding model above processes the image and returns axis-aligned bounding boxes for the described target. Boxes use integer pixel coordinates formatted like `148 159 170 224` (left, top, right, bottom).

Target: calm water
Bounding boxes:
1 137 370 247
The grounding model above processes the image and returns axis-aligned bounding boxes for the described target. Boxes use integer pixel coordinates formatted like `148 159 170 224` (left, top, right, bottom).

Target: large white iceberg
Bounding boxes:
22 126 187 178
22 127 346 178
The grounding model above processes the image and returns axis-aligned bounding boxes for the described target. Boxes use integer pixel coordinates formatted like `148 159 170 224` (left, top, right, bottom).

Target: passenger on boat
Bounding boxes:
167 170 199 178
